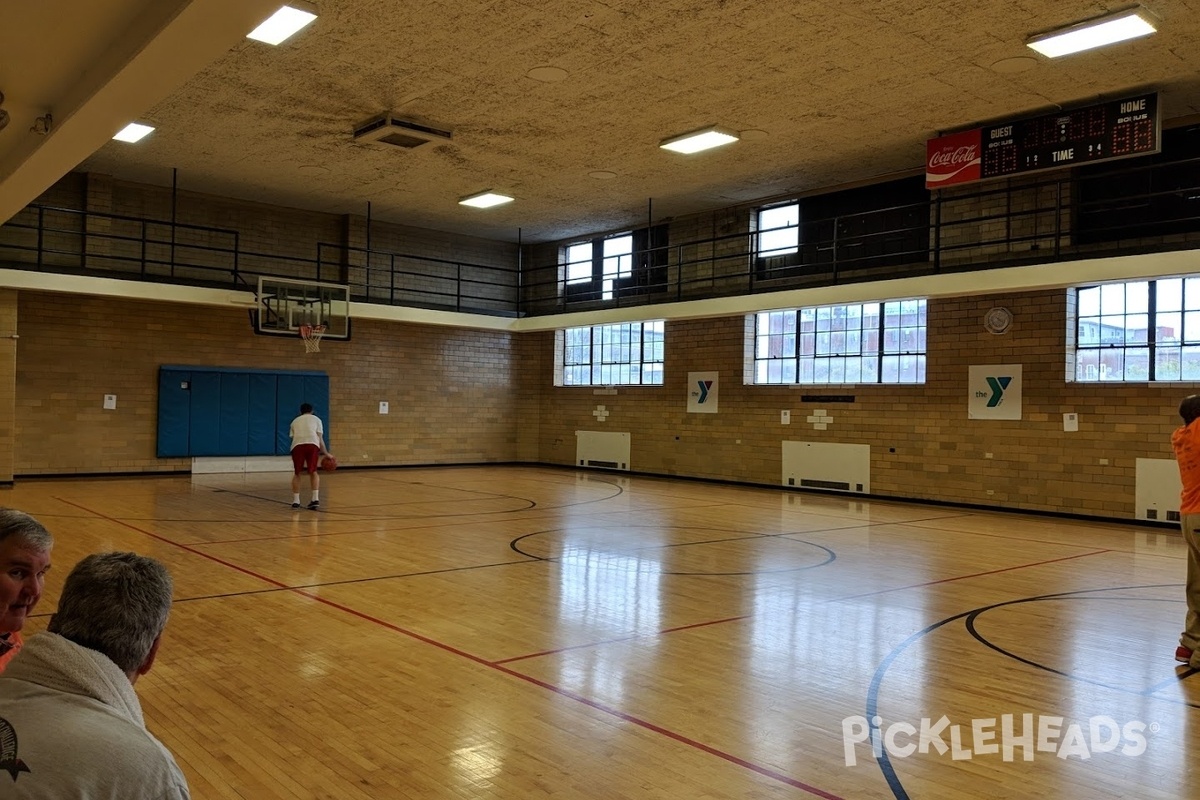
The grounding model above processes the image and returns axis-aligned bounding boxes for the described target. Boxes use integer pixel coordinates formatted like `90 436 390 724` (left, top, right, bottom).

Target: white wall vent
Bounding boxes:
353 113 452 149
1135 458 1181 522
576 431 630 471
782 441 870 493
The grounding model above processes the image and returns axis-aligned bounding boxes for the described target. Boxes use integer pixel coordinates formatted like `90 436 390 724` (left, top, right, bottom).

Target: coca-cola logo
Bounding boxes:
928 145 979 169
926 130 982 187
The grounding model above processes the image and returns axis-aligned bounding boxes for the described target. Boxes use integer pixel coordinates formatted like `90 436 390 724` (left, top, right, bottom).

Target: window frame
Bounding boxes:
557 320 665 386
562 233 634 302
561 226 669 303
1073 277 1200 382
756 203 800 261
750 298 927 385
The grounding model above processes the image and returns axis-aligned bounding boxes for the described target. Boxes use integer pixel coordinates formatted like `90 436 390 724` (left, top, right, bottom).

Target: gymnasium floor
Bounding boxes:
11 465 1198 799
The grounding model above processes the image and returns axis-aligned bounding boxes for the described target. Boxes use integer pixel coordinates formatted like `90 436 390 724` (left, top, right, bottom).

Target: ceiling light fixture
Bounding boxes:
459 191 514 209
247 4 318 45
1027 7 1156 58
659 126 739 154
113 122 155 143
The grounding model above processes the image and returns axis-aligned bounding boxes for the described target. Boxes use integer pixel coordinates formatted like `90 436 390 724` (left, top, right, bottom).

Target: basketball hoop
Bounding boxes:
299 324 327 353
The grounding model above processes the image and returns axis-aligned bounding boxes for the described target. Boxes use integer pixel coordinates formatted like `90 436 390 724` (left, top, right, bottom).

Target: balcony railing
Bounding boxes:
1 154 1198 318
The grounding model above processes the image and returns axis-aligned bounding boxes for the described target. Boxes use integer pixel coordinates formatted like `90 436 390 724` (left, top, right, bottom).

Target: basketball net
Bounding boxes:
299 324 327 353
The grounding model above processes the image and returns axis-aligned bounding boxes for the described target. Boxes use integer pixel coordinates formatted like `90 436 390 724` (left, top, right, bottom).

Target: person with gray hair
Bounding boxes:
0 552 189 798
0 507 53 672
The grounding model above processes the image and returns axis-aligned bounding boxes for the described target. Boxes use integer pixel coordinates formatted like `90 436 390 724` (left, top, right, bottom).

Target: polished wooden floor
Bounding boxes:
9 465 1198 799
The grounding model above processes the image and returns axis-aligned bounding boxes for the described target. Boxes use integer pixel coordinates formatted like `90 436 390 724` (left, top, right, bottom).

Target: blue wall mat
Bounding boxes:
156 369 191 457
304 375 331 447
157 366 329 459
247 373 277 455
275 374 306 455
188 371 223 456
275 374 332 454
218 373 250 455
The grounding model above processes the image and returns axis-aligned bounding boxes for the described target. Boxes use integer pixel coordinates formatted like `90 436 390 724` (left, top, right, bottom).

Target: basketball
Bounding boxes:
320 454 337 472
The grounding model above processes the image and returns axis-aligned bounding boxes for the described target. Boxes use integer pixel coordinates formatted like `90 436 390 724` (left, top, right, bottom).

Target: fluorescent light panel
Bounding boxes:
113 123 155 143
459 191 513 209
247 5 317 45
660 127 739 154
1027 8 1156 58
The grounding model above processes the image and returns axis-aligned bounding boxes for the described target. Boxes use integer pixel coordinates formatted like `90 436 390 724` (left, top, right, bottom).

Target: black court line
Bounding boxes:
494 614 752 666
27 556 546 616
898 516 1182 555
53 496 844 797
189 515 535 546
509 526 838 576
48 470 625 523
835 549 1110 603
335 471 630 512
965 595 1200 703
209 481 540 513
867 584 1193 800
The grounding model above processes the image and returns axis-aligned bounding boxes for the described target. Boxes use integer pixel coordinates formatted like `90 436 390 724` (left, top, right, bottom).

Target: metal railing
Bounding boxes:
1 153 1198 318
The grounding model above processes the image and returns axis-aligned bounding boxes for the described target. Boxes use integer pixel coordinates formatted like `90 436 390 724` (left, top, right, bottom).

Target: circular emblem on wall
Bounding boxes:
984 307 1013 334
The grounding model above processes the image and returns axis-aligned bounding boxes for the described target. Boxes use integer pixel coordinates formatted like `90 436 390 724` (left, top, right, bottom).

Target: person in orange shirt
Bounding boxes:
0 508 54 671
1172 395 1200 667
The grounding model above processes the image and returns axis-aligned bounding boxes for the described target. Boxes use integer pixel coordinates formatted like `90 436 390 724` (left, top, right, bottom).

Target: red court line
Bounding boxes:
58 497 844 800
495 615 751 665
834 548 1112 603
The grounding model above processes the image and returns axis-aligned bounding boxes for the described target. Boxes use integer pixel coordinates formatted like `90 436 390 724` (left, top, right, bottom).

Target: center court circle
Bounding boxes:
510 525 836 575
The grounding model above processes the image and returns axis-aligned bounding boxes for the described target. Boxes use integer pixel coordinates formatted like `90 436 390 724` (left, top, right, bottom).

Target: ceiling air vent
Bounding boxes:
353 113 452 149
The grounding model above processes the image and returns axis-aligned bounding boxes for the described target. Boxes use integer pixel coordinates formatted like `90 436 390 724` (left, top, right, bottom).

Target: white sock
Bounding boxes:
312 491 320 502
292 493 300 503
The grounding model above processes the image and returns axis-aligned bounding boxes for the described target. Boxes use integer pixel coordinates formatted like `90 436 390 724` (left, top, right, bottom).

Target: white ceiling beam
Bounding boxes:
0 0 282 225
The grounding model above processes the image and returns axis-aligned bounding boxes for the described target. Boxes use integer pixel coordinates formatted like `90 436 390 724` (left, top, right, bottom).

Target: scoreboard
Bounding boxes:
926 92 1160 189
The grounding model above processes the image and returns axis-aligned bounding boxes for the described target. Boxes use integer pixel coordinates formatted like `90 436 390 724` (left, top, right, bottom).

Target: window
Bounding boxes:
758 204 799 258
561 226 669 302
1074 277 1200 381
566 243 593 284
602 236 633 298
754 176 930 280
559 321 665 386
752 299 927 384
563 235 631 301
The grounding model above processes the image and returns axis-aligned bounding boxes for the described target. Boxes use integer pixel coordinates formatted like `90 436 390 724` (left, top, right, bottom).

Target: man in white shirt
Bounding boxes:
0 551 189 799
289 403 331 509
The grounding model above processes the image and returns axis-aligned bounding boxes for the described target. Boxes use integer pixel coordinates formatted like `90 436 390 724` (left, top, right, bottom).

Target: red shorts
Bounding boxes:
291 444 320 474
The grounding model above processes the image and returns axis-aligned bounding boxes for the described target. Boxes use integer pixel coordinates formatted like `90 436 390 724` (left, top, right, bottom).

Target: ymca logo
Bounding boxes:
687 371 719 414
968 365 1021 420
983 376 1012 407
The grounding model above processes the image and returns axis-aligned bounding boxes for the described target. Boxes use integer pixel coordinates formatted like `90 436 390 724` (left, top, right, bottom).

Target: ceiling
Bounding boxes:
4 0 1200 244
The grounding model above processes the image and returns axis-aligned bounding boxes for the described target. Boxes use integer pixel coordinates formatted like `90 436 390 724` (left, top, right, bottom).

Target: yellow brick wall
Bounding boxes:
530 289 1185 519
14 292 525 474
0 290 16 482
7 285 1191 520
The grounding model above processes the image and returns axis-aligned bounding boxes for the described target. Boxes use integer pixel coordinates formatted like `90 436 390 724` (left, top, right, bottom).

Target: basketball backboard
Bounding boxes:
256 277 351 339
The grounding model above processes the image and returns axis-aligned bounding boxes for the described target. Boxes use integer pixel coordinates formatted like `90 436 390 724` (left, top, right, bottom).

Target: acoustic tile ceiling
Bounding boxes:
3 0 1200 242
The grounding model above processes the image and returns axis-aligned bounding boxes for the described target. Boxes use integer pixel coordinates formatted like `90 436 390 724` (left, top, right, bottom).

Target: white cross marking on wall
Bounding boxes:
593 405 610 422
806 409 833 430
